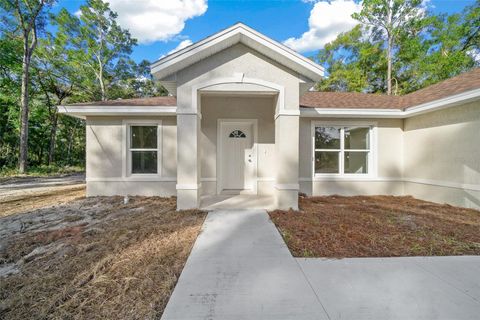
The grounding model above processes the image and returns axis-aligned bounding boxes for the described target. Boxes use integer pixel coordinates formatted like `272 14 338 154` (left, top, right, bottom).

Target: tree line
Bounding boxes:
0 0 166 174
318 0 479 94
0 0 479 175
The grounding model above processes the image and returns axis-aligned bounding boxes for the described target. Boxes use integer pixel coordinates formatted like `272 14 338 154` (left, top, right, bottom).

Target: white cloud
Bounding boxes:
107 0 208 44
283 0 362 53
160 39 194 58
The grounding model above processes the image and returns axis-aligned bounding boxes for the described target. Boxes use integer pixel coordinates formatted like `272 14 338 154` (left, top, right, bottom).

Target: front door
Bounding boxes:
218 121 256 194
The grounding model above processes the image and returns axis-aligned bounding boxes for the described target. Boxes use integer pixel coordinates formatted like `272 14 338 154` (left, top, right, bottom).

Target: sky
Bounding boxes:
54 0 476 63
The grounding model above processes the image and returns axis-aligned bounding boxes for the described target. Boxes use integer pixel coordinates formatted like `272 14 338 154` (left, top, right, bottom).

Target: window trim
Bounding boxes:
311 120 377 179
122 120 162 178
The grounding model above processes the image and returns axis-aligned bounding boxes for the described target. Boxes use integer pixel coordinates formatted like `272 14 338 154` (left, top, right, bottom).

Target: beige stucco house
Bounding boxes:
59 23 480 210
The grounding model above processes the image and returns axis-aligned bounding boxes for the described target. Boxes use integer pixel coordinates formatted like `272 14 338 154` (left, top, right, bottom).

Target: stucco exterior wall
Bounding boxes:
85 116 177 196
176 43 303 111
299 117 404 196
175 42 305 209
403 101 480 208
200 95 276 195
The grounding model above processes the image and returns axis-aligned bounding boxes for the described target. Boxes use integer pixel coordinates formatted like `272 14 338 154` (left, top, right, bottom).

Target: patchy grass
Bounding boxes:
0 165 84 179
270 195 480 258
0 196 206 319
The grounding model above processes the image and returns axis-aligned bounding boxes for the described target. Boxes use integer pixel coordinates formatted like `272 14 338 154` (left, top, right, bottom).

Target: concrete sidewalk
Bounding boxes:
161 209 329 320
299 256 480 320
162 209 480 320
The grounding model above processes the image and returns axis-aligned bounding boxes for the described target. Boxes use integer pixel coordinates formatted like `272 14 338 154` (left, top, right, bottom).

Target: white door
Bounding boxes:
219 121 255 193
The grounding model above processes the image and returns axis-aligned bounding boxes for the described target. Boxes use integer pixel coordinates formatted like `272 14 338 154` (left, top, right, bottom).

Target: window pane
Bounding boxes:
344 127 369 150
315 127 340 149
132 151 157 174
131 126 157 149
344 151 368 174
315 151 339 174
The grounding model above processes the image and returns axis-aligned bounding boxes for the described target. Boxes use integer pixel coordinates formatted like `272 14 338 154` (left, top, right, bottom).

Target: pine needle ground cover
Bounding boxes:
270 196 480 258
0 196 206 319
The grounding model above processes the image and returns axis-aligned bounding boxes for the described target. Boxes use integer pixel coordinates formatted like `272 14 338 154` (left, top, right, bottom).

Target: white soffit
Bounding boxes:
150 23 325 82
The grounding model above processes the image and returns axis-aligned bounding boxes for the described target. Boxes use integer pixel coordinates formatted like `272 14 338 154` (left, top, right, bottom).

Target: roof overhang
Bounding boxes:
57 105 177 119
150 23 324 82
301 88 480 119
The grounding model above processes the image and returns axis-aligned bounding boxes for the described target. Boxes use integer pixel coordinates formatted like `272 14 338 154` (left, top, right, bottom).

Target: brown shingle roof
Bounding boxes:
65 96 177 106
401 68 480 108
64 68 480 110
301 68 480 110
300 92 403 109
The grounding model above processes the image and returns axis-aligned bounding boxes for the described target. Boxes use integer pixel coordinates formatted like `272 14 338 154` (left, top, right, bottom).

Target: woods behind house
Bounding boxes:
0 0 478 175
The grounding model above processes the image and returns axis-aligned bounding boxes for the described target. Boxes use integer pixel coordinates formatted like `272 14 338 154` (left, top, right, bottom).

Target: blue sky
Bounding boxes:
55 0 475 63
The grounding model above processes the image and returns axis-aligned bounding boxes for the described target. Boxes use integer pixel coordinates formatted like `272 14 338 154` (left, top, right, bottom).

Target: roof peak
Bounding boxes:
150 22 324 82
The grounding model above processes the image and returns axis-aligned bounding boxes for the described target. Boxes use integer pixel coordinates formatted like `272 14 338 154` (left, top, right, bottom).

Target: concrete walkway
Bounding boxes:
161 209 329 320
162 209 480 320
299 256 480 320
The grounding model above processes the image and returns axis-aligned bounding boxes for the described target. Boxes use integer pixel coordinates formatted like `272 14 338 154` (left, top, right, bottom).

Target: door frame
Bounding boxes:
216 118 258 195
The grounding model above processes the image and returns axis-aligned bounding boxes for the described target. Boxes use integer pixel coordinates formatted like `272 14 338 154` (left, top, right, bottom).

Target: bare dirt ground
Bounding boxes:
0 173 86 217
270 195 480 258
0 191 206 319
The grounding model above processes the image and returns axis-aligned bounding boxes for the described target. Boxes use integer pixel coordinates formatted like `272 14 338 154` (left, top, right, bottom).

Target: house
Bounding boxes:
59 23 480 210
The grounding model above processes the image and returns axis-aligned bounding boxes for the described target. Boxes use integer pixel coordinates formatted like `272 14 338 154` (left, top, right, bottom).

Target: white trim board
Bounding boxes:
299 177 480 192
58 106 177 119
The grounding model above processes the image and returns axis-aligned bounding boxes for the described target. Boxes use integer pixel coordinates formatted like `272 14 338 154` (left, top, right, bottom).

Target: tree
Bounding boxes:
34 32 78 164
51 0 136 101
1 0 54 173
317 25 386 93
320 1 479 95
352 0 424 95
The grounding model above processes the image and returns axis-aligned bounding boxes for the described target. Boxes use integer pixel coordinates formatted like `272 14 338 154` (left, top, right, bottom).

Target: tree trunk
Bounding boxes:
387 36 392 95
48 113 58 165
386 0 393 96
19 48 31 173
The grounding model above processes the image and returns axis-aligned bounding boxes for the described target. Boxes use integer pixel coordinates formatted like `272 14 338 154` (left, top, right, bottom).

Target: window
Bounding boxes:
229 130 246 138
129 125 159 174
314 124 373 176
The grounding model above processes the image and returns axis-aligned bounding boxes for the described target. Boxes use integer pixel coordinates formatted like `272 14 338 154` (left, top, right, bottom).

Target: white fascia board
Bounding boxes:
301 88 480 119
301 108 404 118
150 23 324 81
57 105 177 118
403 88 480 117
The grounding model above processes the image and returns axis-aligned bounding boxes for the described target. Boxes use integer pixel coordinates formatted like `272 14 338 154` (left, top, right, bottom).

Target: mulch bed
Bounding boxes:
0 196 206 319
269 195 480 258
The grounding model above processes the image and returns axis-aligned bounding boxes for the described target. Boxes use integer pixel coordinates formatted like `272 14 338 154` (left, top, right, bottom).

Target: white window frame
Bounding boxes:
122 120 162 178
311 120 377 179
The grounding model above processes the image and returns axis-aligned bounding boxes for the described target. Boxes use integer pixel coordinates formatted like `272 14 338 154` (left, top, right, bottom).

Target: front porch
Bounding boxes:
176 82 301 210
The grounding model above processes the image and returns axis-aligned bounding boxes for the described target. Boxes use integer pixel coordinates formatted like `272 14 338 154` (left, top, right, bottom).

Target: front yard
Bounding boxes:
270 195 480 258
0 194 206 319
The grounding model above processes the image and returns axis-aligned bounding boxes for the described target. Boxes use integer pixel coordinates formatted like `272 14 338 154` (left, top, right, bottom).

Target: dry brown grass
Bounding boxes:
270 195 480 258
0 196 206 319
0 185 86 217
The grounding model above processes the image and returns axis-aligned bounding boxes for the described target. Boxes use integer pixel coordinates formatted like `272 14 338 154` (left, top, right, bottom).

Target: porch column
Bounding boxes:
274 112 300 210
176 111 201 209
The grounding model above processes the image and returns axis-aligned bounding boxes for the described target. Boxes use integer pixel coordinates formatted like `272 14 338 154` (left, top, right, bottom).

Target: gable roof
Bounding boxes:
60 68 480 119
150 23 325 82
301 68 480 110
